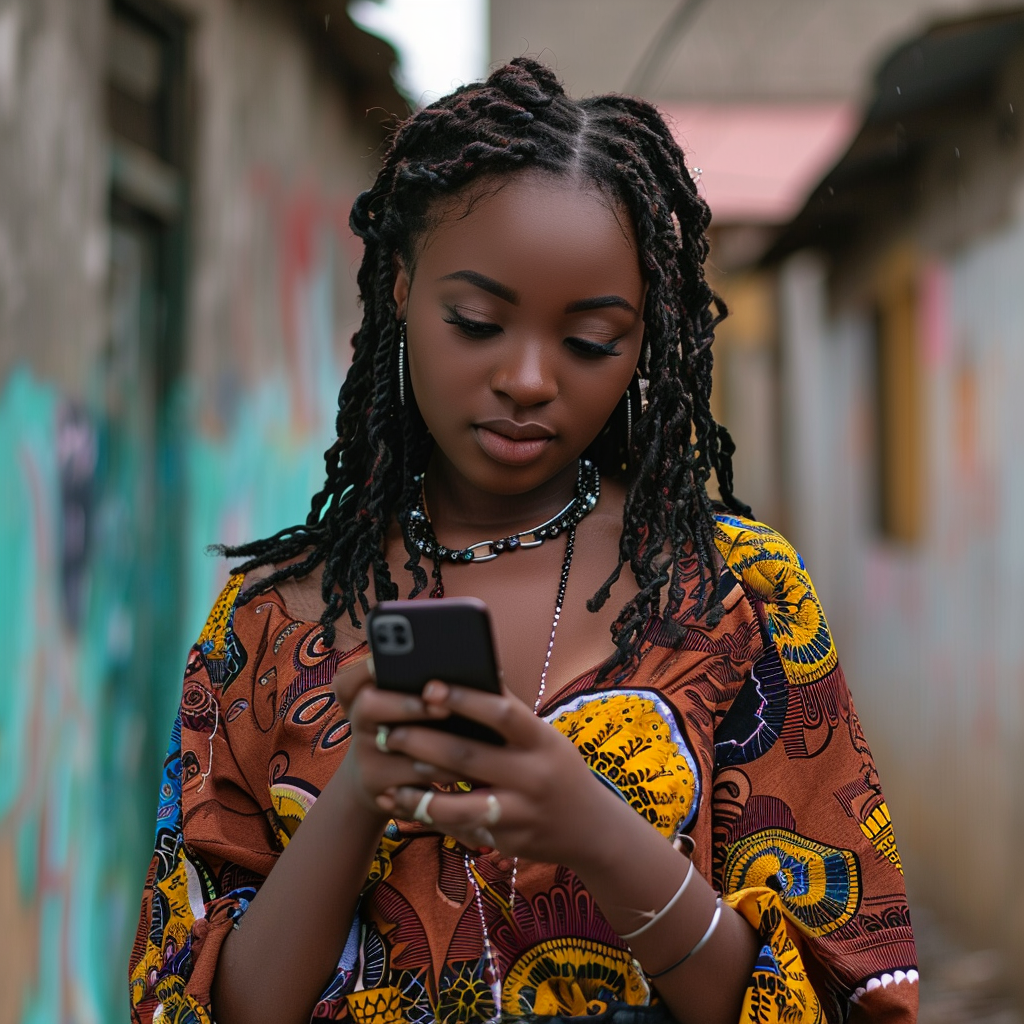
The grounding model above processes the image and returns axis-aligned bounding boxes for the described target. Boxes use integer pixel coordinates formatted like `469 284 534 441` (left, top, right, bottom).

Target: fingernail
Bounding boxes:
389 728 406 744
403 696 423 714
423 680 448 701
413 761 435 775
376 793 395 811
474 827 496 848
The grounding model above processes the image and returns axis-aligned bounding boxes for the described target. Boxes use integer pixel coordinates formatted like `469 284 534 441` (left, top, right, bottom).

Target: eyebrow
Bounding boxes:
565 294 638 315
439 270 517 304
440 270 638 316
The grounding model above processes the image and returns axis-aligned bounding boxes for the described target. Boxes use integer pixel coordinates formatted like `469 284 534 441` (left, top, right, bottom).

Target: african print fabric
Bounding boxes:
129 515 918 1023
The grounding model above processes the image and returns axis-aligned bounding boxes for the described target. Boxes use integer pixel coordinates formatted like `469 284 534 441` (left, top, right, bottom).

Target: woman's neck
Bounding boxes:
421 454 581 545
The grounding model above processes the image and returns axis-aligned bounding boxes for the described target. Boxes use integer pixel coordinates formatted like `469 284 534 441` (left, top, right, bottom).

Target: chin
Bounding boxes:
476 462 554 494
469 452 572 495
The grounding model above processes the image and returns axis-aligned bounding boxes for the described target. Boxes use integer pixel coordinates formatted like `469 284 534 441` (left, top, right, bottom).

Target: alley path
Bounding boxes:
914 904 1022 1024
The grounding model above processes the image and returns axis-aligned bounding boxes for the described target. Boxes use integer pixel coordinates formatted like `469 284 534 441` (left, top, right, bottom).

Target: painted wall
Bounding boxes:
0 0 385 1020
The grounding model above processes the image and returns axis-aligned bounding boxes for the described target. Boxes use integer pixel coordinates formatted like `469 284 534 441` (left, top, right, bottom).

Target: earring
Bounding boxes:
398 321 407 408
625 386 633 452
624 370 648 454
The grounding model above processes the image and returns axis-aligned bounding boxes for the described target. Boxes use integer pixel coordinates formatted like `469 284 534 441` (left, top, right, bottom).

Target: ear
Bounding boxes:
392 257 410 320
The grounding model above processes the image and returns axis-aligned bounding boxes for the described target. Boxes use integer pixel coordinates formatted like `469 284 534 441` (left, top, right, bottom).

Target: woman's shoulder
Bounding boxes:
712 511 806 580
711 510 821 610
711 511 838 687
237 561 368 655
190 559 364 671
241 561 319 622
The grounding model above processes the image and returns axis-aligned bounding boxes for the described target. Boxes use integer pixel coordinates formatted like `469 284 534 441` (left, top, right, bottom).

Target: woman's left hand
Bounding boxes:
376 680 617 867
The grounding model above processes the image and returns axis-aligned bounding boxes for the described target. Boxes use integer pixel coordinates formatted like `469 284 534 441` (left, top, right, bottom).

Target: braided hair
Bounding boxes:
223 58 748 671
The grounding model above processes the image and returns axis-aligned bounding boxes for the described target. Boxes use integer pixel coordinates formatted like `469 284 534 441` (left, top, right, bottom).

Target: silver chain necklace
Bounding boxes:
406 462 594 1019
464 523 577 1020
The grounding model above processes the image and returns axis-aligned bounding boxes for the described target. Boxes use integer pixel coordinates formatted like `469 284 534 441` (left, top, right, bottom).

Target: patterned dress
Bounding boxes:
129 515 918 1023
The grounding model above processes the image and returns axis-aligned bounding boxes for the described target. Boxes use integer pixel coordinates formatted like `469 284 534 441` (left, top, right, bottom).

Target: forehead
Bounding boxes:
410 171 643 297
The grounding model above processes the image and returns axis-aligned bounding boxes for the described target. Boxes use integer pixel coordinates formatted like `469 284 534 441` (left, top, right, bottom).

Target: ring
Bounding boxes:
412 790 435 825
484 793 502 826
375 725 391 754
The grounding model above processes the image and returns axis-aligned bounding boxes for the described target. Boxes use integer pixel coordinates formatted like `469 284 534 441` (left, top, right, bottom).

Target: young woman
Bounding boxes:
129 60 918 1024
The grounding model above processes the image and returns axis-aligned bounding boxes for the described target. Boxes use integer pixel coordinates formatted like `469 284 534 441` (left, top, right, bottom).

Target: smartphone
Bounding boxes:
366 597 505 745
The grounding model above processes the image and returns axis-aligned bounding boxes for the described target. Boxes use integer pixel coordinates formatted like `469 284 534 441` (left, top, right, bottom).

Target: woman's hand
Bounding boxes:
330 661 470 816
374 680 620 867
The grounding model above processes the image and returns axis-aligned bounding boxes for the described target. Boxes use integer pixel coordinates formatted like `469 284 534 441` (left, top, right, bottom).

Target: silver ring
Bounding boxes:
375 724 391 754
412 790 435 825
484 793 502 826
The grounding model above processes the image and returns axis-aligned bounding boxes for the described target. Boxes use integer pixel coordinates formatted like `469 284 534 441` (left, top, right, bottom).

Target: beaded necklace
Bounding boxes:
402 463 593 1020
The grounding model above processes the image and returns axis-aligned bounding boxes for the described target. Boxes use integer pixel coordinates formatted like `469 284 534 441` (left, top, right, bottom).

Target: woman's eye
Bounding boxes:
566 337 622 358
443 310 501 338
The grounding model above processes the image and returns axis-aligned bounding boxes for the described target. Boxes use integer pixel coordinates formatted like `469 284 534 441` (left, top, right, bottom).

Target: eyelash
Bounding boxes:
442 309 622 358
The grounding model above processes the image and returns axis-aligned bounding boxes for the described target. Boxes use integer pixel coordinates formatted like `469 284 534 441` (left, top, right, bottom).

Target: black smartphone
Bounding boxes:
366 597 505 745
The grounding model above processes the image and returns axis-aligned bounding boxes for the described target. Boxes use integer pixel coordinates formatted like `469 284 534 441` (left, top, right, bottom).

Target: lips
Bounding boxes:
473 420 555 466
475 418 555 441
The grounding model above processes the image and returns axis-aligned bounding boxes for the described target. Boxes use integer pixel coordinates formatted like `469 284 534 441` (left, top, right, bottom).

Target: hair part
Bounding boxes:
221 57 749 673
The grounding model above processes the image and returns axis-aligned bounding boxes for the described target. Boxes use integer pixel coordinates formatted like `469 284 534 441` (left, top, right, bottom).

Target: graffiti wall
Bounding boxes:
0 0 392 1019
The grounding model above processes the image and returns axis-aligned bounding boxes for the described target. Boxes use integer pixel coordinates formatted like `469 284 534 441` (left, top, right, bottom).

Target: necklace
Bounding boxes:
402 460 595 1019
465 524 577 1021
404 458 599 563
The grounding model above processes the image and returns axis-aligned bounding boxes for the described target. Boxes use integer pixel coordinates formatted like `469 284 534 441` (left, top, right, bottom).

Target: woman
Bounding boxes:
129 60 917 1024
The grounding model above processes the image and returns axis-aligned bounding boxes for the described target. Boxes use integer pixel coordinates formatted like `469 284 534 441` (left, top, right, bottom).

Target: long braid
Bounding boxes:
570 94 749 669
221 58 747 664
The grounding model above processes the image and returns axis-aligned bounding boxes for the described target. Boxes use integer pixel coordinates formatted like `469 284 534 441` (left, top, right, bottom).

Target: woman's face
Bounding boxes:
393 171 646 497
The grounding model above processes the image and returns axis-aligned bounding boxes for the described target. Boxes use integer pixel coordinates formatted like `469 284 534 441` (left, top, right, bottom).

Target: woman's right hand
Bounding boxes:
216 659 439 1024
331 660 462 815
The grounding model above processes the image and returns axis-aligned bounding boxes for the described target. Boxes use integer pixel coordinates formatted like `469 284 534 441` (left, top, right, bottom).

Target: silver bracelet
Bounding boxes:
620 858 695 942
649 896 724 979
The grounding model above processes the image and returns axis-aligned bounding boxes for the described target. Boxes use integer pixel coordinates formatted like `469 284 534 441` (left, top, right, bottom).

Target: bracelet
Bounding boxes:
648 896 724 979
619 858 694 942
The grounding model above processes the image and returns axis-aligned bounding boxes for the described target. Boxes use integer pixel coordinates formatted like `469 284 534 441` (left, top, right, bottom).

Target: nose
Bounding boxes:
490 340 558 407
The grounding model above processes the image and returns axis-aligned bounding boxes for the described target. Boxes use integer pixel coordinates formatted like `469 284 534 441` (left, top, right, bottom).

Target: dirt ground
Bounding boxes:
914 904 1022 1024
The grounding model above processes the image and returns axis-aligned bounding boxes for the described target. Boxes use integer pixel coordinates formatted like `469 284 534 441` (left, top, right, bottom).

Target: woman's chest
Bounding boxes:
383 539 638 707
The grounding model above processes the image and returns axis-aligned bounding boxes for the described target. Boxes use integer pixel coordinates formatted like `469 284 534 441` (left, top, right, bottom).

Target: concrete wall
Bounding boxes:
0 0 108 389
490 0 1024 102
771 105 1024 1003
0 1 384 1020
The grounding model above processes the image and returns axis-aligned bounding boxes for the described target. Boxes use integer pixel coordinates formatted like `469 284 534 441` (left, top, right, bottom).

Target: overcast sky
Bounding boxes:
348 0 489 108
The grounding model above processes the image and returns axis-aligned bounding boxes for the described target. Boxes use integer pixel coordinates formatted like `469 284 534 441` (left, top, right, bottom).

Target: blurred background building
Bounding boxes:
495 4 1024 1018
1 0 1023 1021
0 1 402 1019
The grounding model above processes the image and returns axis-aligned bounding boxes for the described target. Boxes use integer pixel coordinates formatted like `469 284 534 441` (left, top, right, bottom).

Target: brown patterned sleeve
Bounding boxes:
711 515 918 1024
129 575 277 1023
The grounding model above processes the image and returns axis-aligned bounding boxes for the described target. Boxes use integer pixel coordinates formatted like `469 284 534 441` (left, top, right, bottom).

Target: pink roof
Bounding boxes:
661 103 858 224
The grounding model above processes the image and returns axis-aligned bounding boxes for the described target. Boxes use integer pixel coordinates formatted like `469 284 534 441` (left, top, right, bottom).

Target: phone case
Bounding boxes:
367 598 504 744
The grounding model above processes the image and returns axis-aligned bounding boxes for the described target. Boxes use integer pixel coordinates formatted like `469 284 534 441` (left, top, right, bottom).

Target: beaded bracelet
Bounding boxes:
648 896 724 979
619 858 695 942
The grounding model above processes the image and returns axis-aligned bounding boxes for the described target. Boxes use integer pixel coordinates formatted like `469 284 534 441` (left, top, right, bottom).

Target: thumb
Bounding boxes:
331 653 375 710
